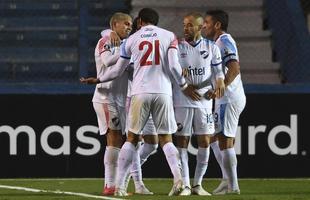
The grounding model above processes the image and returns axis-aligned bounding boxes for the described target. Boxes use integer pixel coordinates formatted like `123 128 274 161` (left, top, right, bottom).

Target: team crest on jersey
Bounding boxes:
112 117 120 126
200 50 209 59
104 44 111 51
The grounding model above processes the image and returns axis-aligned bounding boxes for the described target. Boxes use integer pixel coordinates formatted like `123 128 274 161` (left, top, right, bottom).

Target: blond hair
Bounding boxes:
109 12 132 28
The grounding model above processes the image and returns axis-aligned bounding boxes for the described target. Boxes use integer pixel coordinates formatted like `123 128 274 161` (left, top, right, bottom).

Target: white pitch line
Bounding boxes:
0 184 124 200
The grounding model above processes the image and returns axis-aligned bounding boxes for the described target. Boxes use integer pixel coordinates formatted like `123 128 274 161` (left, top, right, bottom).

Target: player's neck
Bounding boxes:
193 34 202 42
214 30 225 41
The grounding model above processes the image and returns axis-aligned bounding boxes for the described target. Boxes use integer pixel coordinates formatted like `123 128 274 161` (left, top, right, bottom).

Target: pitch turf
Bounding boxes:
0 178 309 200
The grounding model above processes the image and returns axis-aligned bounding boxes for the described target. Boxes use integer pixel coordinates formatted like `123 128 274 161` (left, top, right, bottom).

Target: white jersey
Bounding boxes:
173 38 222 108
92 29 128 106
120 25 179 96
215 33 245 104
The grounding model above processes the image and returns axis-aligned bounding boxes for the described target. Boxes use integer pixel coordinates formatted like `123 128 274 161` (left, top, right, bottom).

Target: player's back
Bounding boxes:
124 25 177 96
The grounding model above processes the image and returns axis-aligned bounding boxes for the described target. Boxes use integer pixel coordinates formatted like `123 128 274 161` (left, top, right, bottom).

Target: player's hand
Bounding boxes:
214 78 225 98
110 31 121 47
182 84 201 101
182 68 189 77
204 89 216 100
80 77 100 84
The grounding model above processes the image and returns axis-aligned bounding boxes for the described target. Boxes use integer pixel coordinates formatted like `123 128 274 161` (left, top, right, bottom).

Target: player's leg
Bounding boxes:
151 94 184 196
123 99 155 194
218 134 239 194
217 99 245 195
191 108 213 196
210 135 228 194
93 102 123 196
140 117 159 165
174 107 192 195
105 103 124 195
114 94 151 196
131 117 157 194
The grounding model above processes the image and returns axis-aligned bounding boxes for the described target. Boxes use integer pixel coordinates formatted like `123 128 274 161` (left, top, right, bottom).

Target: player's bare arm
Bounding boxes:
224 60 240 86
215 78 225 98
110 31 121 47
79 77 100 84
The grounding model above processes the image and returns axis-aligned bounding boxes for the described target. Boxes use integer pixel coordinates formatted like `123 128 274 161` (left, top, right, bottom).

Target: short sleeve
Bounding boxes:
120 38 131 59
169 33 178 49
217 37 238 64
98 36 111 55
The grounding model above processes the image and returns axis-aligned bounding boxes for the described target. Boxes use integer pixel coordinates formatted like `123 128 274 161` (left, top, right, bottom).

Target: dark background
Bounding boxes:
0 94 309 178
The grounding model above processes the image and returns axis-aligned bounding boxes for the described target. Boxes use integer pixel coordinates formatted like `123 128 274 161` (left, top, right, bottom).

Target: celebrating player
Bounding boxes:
173 12 225 196
81 7 201 196
202 9 246 195
90 12 132 196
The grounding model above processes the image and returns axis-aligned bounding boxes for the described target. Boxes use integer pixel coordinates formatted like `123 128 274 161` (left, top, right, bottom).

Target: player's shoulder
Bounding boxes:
217 33 236 46
153 26 175 39
201 37 216 46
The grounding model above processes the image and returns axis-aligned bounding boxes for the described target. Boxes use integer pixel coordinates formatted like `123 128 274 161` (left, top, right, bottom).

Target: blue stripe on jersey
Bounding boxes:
191 38 202 47
120 55 131 59
211 62 222 66
120 39 130 58
223 56 238 65
220 104 226 133
222 53 236 60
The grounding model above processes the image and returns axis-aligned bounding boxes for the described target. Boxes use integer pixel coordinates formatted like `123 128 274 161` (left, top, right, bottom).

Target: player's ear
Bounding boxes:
215 21 221 30
112 21 118 30
137 18 142 27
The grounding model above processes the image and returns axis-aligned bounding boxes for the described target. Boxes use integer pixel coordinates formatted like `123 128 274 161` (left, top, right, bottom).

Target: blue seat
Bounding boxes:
0 61 79 82
0 0 130 84
0 47 78 62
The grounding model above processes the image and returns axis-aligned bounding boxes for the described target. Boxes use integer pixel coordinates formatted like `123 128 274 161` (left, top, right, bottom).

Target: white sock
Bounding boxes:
222 148 239 191
193 147 210 186
210 141 228 180
104 146 120 188
115 142 136 189
130 143 144 191
140 143 158 165
177 147 190 188
162 142 182 183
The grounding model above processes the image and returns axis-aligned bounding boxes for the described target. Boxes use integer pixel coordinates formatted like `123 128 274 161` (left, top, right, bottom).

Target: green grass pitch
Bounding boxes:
0 178 309 200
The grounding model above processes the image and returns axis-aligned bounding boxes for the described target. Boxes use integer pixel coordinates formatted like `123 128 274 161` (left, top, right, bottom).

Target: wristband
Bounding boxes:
180 83 188 91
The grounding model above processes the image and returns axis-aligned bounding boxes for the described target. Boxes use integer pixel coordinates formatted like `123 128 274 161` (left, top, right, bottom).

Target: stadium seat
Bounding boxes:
0 0 130 83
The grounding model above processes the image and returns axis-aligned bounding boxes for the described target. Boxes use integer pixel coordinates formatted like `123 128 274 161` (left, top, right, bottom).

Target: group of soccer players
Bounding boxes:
80 7 246 197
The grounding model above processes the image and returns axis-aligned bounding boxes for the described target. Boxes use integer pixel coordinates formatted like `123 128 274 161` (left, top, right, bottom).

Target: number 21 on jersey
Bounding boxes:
139 40 160 66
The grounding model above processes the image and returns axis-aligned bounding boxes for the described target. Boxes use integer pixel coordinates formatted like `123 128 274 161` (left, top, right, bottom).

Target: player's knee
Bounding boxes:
175 135 190 148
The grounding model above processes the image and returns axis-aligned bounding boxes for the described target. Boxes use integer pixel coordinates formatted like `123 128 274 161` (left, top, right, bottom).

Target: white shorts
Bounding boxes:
93 102 126 135
142 116 157 135
174 107 215 136
125 97 157 135
128 94 177 135
214 99 246 137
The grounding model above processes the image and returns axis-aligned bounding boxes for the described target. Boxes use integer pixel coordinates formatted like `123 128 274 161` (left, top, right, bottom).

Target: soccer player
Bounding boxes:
173 12 225 196
202 9 246 195
106 17 158 195
81 8 200 196
91 12 132 196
